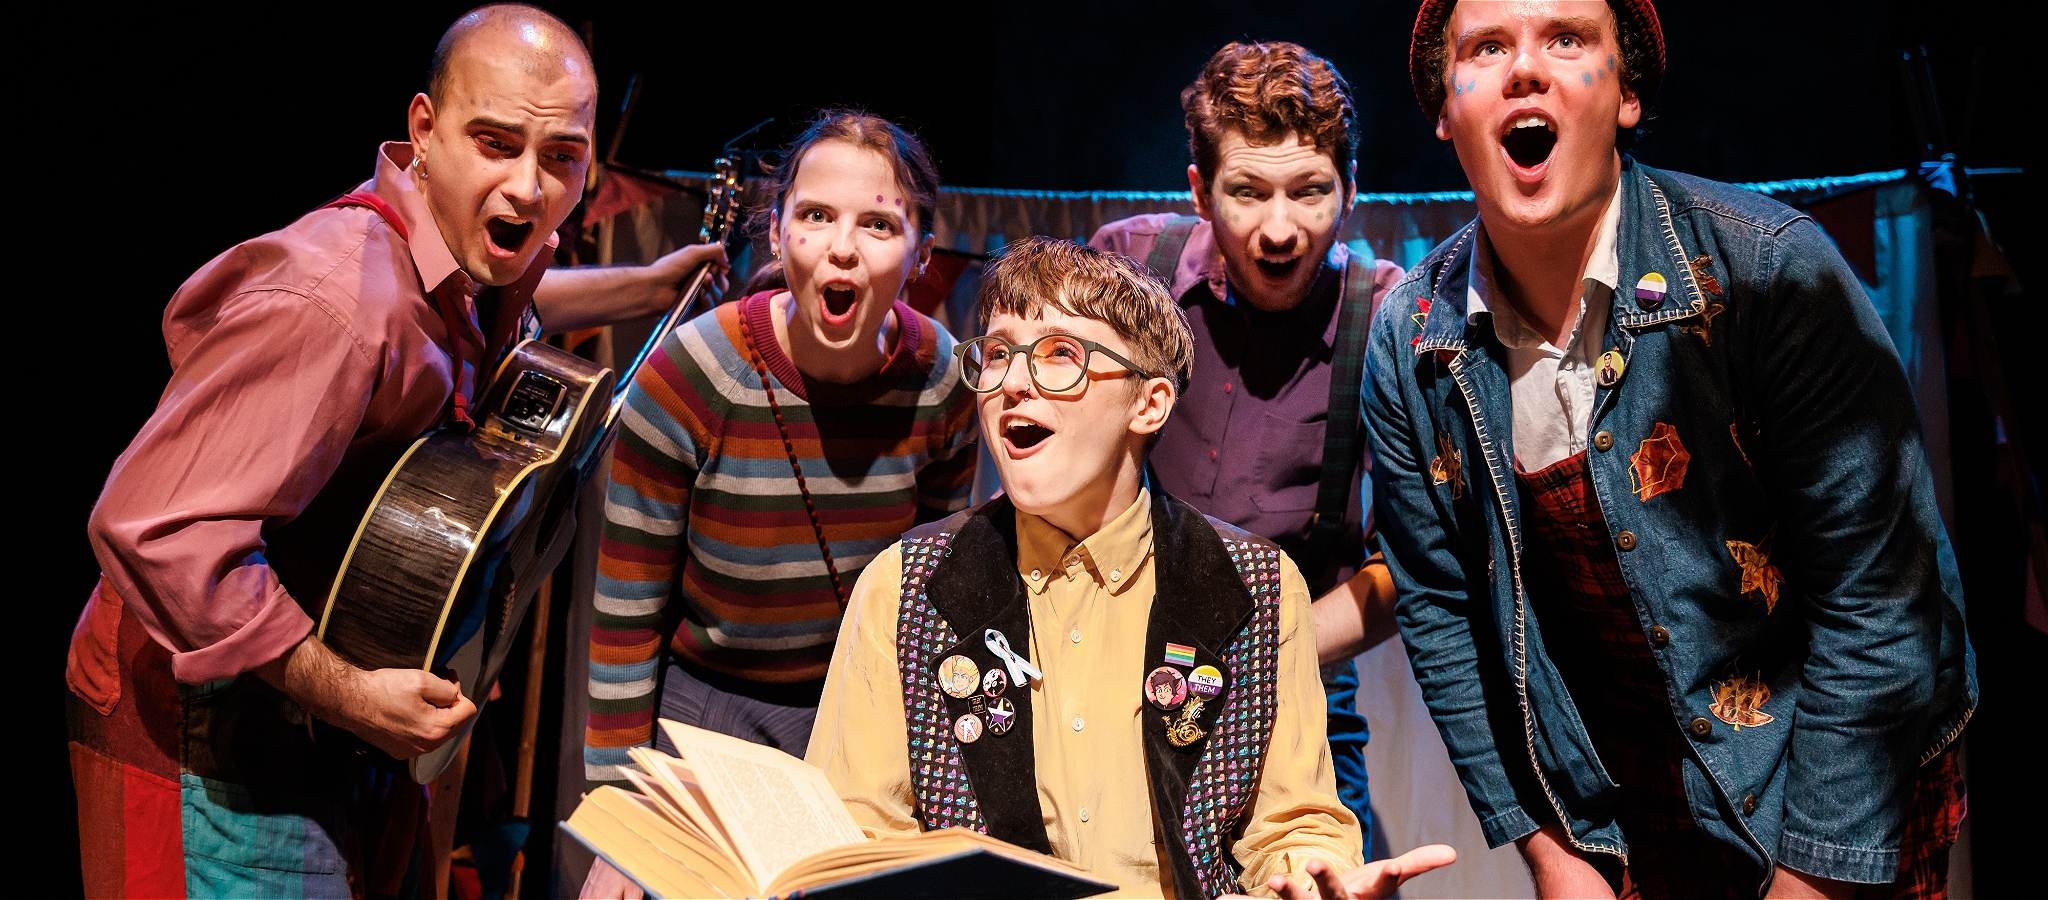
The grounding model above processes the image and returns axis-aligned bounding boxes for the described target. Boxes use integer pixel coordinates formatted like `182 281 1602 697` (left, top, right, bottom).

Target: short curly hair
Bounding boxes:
976 237 1194 397
1182 41 1357 192
1411 0 1664 150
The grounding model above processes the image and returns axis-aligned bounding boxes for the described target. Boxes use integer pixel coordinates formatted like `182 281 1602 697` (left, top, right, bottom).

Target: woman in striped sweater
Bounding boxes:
584 111 978 786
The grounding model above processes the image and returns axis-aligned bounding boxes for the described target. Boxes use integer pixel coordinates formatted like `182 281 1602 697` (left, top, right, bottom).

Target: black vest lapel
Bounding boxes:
922 498 1054 855
1142 490 1258 899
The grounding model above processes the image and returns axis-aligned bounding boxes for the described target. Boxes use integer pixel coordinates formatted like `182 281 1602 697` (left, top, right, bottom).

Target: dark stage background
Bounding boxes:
25 2 2036 896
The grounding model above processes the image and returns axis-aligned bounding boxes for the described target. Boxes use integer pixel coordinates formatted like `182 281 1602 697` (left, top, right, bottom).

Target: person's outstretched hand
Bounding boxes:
1226 845 1457 899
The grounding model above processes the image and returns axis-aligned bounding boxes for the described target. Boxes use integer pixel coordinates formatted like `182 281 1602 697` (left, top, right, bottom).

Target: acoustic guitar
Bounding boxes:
317 158 743 782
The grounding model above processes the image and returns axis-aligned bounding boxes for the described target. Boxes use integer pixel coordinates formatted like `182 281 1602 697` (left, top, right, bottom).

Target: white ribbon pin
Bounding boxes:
984 629 1042 686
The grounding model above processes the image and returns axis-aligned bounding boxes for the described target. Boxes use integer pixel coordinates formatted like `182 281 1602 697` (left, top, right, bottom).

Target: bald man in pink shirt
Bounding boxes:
66 6 725 896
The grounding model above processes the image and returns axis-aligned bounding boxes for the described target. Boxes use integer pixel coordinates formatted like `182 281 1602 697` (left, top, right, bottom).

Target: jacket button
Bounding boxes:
1648 625 1670 648
1616 531 1638 551
1593 431 1615 452
1743 794 1759 816
1690 717 1712 738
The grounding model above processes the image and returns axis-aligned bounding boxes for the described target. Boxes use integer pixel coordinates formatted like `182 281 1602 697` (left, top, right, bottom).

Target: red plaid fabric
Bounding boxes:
1516 453 1964 898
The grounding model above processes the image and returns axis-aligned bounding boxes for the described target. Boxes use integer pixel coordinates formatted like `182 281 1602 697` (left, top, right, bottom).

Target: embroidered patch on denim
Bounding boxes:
1430 432 1466 500
1630 422 1691 502
1710 668 1775 729
1689 254 1725 298
1726 528 1783 613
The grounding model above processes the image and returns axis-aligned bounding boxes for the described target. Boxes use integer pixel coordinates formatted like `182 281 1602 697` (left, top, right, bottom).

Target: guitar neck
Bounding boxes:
601 260 718 434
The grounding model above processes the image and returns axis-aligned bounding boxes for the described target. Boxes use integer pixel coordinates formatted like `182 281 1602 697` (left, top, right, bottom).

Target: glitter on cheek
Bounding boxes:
877 194 885 202
894 198 902 206
1582 72 1593 86
799 237 807 244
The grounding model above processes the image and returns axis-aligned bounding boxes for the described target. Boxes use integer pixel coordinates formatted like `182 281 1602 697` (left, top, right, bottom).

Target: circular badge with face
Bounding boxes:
937 655 981 699
983 667 1008 698
1188 664 1225 700
954 712 985 744
1145 665 1188 710
986 697 1017 735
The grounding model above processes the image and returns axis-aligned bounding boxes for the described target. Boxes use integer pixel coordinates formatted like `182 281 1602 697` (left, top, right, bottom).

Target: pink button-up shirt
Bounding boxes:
86 141 553 684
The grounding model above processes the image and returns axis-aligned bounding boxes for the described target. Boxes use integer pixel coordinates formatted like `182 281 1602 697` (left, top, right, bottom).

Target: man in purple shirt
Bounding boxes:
1091 40 1405 853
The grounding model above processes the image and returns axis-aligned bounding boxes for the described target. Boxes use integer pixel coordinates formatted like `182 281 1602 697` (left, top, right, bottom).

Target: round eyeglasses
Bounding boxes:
954 333 1154 394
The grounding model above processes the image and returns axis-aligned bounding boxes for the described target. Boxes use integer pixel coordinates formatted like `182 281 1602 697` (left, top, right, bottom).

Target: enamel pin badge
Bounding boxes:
986 697 1016 735
1146 666 1187 711
1635 272 1667 310
937 655 980 699
1597 350 1627 387
1164 697 1207 748
954 712 984 744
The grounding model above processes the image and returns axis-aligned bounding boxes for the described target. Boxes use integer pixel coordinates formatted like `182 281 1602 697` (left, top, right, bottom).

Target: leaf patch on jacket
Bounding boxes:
1430 432 1465 500
1725 528 1783 613
1710 668 1774 729
1630 422 1691 502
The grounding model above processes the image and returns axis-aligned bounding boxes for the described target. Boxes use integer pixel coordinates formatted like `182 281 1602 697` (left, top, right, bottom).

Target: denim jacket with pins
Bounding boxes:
1363 158 1974 885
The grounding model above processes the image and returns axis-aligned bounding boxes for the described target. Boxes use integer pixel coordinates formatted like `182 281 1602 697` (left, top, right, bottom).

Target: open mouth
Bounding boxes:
823 286 858 320
484 216 534 257
1501 114 1558 171
1253 256 1304 281
1003 420 1053 455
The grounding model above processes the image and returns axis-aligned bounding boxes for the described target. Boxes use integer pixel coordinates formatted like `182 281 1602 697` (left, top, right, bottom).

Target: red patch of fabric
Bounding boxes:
73 740 185 900
1630 422 1690 502
123 762 185 899
67 579 123 716
70 742 129 900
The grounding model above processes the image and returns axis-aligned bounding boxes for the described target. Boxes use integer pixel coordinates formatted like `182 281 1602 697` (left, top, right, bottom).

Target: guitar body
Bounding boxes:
317 157 739 784
319 339 616 782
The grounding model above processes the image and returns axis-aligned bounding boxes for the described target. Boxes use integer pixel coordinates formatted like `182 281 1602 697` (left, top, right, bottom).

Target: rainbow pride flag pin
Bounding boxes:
1635 272 1667 310
1164 642 1197 667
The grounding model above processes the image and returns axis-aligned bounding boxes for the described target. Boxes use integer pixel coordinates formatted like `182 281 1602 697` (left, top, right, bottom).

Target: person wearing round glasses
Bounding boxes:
807 237 1454 900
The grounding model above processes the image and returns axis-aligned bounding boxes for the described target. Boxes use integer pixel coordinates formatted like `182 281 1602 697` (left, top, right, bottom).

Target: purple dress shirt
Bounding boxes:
1091 214 1404 595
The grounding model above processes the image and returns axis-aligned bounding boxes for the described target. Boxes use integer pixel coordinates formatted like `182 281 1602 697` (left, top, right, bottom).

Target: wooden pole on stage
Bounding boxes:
429 733 470 899
506 573 554 899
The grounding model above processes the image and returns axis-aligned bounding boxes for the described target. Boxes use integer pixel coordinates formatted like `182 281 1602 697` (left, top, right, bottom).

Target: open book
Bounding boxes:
563 719 1116 899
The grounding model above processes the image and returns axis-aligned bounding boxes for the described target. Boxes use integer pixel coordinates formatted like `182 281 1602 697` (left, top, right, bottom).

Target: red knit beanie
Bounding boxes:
1410 0 1665 120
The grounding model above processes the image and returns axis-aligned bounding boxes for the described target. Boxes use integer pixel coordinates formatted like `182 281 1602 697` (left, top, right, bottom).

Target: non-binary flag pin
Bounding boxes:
1635 273 1667 310
1163 642 1197 668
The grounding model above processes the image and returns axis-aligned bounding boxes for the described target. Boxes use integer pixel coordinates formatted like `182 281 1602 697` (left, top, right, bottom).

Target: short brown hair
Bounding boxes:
751 108 941 239
976 237 1194 397
1182 42 1357 192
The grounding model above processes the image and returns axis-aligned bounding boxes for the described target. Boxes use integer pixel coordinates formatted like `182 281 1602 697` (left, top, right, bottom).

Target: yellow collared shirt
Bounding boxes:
806 489 1361 897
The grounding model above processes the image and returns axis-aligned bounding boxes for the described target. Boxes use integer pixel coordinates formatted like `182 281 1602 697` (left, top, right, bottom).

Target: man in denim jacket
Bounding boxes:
1366 1 1974 897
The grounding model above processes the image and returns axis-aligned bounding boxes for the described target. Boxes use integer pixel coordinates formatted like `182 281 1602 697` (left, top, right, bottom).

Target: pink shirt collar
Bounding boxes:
364 142 468 295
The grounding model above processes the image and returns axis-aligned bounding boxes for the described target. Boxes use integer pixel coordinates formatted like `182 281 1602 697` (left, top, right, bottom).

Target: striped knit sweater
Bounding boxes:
585 291 977 785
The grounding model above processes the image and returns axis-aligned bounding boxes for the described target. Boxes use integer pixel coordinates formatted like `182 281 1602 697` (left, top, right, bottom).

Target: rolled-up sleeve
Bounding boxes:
88 286 376 684
1232 555 1365 894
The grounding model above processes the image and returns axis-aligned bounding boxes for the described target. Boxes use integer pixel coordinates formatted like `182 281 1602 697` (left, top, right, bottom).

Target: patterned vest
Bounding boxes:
894 490 1285 899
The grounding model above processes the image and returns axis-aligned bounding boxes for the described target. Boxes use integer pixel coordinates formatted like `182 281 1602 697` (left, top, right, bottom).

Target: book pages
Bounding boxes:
626 747 744 869
659 719 866 885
